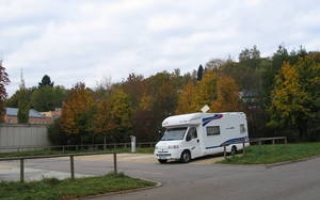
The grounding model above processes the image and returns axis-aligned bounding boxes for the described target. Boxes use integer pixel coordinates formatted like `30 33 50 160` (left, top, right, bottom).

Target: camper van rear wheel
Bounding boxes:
231 146 237 155
180 150 191 163
158 159 167 164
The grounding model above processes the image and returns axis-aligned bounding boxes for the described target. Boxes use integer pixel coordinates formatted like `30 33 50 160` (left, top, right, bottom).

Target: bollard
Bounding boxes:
20 158 24 183
70 155 75 179
130 135 136 153
113 152 117 175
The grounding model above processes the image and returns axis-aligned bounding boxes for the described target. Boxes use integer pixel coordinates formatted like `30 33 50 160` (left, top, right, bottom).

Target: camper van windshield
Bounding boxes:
161 127 187 141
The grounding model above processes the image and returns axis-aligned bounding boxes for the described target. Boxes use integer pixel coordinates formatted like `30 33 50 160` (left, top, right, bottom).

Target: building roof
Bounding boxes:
5 107 45 118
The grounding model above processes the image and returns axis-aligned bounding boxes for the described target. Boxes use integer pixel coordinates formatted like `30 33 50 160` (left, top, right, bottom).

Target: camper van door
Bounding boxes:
185 127 201 158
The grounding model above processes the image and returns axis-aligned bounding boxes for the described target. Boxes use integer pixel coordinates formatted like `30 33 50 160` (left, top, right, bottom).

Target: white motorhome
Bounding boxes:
154 112 249 163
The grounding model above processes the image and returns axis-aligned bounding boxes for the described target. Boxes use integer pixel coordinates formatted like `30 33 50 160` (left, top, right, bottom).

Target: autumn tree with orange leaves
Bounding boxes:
60 82 95 143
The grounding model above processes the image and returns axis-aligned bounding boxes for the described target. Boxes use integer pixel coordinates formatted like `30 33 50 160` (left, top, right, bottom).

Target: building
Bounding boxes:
40 108 62 123
3 107 54 124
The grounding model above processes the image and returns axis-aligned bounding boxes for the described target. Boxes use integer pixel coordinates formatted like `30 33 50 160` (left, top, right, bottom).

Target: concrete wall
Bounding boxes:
0 124 50 152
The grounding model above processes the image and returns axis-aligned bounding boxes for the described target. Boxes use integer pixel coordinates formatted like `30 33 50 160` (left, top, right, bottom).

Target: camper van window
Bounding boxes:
207 126 220 136
190 127 197 138
240 124 246 134
186 127 197 141
161 127 187 141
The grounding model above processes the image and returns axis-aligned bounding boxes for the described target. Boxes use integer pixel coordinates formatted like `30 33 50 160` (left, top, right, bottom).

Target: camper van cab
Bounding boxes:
154 112 249 163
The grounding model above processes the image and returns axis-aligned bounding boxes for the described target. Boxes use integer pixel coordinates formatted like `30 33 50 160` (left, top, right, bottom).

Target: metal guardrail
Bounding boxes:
0 152 118 183
0 142 157 153
0 137 288 182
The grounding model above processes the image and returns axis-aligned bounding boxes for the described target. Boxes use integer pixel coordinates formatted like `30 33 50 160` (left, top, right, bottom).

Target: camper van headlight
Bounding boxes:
168 145 179 149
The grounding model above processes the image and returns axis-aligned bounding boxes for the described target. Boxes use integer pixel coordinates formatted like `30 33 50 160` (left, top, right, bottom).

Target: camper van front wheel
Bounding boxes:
180 150 191 163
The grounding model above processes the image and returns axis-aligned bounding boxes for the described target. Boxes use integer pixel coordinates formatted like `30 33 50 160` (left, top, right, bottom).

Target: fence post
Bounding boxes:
242 142 245 154
113 152 117 175
70 155 75 179
223 145 227 159
20 158 24 183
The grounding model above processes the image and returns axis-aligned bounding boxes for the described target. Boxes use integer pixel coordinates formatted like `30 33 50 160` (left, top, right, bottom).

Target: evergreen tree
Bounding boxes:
18 88 29 123
39 75 54 88
197 64 204 81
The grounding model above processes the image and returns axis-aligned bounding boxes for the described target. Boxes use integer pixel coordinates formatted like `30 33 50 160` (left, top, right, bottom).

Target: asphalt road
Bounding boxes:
0 154 319 200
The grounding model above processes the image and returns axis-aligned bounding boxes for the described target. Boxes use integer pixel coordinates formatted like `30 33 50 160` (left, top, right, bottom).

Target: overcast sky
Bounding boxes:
1 0 319 96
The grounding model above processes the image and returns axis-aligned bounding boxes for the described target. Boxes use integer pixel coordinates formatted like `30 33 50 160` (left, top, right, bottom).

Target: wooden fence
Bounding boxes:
222 136 288 159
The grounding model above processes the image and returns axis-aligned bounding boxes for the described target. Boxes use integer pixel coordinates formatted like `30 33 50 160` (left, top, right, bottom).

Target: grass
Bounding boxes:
0 173 156 200
221 143 320 164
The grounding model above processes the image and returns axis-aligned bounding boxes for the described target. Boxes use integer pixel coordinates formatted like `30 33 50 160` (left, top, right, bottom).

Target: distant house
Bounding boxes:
3 107 53 124
239 90 259 103
40 108 62 123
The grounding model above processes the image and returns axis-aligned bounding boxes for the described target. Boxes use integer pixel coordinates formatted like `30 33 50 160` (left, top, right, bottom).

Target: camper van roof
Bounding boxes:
162 112 211 127
162 112 245 128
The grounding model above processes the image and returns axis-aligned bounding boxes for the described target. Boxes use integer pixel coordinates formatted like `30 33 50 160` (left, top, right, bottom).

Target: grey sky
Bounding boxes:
1 0 319 96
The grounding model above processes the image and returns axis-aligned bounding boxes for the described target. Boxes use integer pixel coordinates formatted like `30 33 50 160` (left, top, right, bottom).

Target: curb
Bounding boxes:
81 178 162 200
265 155 320 168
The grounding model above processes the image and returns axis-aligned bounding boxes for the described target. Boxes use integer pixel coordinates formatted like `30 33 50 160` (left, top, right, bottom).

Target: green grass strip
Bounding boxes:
0 173 156 200
221 143 320 164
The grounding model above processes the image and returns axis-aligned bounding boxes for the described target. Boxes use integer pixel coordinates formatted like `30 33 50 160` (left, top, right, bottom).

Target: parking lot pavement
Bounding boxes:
0 164 90 182
0 153 224 182
74 153 225 164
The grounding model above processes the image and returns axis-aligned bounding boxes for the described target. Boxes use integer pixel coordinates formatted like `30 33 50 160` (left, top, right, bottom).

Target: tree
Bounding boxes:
94 88 132 143
122 73 146 110
0 61 10 122
38 75 54 88
197 64 204 81
48 118 69 145
205 59 225 69
193 70 218 111
239 45 261 69
60 82 95 144
18 88 30 123
175 81 196 114
5 87 35 108
31 85 67 112
268 57 320 139
211 75 240 112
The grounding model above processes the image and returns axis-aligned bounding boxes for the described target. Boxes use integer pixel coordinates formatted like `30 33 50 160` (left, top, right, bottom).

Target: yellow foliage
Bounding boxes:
211 75 240 112
175 70 240 114
139 94 154 111
175 81 197 114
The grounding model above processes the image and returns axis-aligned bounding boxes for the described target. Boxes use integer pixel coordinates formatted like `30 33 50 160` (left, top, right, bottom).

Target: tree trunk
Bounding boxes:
297 119 308 141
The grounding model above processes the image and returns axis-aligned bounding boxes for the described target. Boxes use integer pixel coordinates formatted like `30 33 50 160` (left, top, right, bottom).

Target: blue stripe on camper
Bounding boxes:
205 137 248 150
202 114 223 126
205 145 221 150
